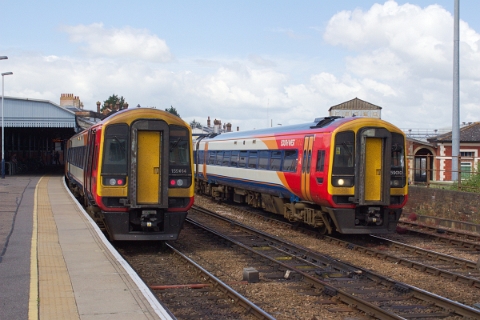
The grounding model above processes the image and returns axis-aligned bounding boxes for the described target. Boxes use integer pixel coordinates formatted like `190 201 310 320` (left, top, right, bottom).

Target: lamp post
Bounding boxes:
1 71 13 179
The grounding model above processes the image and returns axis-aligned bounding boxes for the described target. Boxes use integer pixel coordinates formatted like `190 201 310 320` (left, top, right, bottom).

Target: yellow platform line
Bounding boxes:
28 176 41 320
29 176 80 320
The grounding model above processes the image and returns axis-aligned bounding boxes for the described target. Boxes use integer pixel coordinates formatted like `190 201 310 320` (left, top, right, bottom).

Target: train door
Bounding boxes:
364 138 382 201
129 120 169 208
85 129 96 197
301 135 314 201
356 128 391 205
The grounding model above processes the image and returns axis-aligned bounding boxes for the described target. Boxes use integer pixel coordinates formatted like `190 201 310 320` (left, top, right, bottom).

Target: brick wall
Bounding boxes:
405 186 480 224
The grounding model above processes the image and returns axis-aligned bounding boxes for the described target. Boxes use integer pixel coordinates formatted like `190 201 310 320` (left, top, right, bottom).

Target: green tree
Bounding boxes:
190 119 203 129
165 105 180 117
102 94 126 112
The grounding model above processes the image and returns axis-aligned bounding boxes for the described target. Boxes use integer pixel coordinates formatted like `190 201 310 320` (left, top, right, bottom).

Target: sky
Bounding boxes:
1 0 479 132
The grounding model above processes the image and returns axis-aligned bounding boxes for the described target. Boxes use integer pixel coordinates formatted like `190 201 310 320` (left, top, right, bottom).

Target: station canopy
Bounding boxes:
1 97 76 128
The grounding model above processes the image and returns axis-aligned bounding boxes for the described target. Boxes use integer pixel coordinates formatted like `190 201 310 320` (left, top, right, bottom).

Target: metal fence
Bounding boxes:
408 154 480 192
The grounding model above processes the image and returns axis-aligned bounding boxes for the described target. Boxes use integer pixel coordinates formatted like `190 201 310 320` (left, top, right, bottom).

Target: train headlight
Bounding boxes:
390 178 405 188
332 176 354 187
169 178 190 188
391 180 400 187
103 176 127 186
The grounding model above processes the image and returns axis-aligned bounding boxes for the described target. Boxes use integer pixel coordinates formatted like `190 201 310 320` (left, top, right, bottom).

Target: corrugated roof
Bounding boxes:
1 97 76 128
328 97 382 111
430 122 480 143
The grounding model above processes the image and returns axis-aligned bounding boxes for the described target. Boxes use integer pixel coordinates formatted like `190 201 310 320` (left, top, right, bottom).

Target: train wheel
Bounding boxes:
316 225 328 235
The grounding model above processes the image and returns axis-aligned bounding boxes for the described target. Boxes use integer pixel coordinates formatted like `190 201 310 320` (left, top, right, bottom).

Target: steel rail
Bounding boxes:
165 242 276 320
186 216 403 320
191 205 480 319
329 234 480 288
399 216 480 240
398 221 480 250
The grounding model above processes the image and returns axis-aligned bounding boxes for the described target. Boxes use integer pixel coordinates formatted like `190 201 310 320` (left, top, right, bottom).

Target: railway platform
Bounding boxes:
0 174 174 320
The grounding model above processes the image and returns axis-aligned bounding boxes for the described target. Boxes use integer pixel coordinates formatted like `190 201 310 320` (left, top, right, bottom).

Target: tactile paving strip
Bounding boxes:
36 176 80 319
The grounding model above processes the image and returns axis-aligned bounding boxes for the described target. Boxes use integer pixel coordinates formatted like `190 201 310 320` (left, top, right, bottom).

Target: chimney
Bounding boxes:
96 101 101 113
213 119 222 134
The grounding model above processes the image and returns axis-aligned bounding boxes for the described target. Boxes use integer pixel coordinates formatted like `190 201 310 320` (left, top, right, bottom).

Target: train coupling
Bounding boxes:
365 207 383 226
140 210 160 228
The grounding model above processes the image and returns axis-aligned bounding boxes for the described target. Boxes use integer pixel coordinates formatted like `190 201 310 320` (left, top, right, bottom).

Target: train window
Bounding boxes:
92 143 99 170
270 151 282 171
80 146 86 169
248 151 258 169
230 151 239 167
102 124 128 174
282 150 298 172
222 151 231 166
67 146 85 169
332 131 355 175
208 151 216 165
197 150 204 164
391 133 406 188
258 150 270 170
215 151 223 165
302 150 312 173
239 151 248 168
316 150 325 172
169 126 190 166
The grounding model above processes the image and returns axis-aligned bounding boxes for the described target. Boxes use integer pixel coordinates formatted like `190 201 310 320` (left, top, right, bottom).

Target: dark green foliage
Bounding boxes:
450 163 480 193
165 105 180 117
102 94 126 112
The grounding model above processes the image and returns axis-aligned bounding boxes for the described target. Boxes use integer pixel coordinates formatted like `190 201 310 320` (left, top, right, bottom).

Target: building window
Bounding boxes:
461 162 472 180
460 151 474 158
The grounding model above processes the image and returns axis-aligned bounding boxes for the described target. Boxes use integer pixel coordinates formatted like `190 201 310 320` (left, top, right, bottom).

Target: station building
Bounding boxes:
328 97 382 118
0 94 106 174
0 96 76 173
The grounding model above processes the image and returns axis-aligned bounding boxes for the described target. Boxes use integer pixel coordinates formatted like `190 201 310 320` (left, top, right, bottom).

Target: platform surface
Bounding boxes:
0 175 173 320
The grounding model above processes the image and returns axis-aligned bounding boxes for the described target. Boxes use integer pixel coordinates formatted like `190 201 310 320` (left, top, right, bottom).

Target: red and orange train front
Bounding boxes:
66 108 194 241
195 116 407 234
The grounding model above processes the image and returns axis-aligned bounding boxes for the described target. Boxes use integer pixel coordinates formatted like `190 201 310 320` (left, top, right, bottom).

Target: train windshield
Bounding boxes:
169 126 190 167
391 133 406 187
102 124 128 174
332 131 355 175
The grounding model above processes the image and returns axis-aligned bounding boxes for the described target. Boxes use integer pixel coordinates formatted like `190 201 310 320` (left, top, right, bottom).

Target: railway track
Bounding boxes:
334 233 480 289
399 214 480 239
199 195 480 290
188 205 480 319
116 241 268 320
397 219 480 249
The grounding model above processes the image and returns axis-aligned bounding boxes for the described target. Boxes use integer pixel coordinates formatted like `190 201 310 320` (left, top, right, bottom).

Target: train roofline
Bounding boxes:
198 116 402 141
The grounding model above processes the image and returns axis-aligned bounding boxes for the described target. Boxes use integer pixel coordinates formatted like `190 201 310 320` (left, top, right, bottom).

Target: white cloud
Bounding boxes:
321 0 480 129
61 23 173 62
248 54 276 67
4 1 480 133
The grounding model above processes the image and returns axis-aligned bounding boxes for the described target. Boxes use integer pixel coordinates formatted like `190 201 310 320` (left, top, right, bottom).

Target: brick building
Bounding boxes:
425 122 480 182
